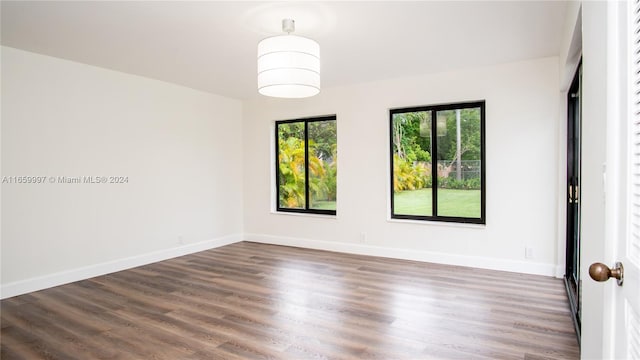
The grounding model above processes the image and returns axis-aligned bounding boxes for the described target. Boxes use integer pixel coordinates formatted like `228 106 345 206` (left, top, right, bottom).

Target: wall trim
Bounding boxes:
0 233 243 299
246 233 558 277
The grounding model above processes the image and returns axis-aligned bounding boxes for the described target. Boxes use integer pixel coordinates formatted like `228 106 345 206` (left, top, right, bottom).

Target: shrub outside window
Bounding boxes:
276 116 337 215
390 101 485 224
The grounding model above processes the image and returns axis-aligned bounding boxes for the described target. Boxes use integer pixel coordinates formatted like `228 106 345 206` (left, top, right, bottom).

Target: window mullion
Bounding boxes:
431 111 438 217
304 121 310 210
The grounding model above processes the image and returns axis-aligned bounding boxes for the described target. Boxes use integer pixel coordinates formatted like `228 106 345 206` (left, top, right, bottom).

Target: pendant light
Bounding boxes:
257 19 320 98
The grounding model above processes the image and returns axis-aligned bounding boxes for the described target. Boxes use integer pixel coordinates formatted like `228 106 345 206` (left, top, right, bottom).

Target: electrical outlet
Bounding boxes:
178 235 184 245
359 232 367 242
525 247 534 259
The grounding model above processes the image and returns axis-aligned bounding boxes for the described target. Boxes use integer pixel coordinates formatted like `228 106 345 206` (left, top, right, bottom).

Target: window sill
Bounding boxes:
387 217 485 229
271 211 338 220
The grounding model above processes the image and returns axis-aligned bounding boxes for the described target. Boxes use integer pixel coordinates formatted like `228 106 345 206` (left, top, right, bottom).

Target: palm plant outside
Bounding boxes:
278 121 337 210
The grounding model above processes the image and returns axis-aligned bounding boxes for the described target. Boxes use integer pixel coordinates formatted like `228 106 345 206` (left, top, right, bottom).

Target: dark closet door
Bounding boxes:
565 62 582 341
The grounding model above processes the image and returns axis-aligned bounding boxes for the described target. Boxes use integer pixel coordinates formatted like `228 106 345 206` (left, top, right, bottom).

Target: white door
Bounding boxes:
598 0 640 358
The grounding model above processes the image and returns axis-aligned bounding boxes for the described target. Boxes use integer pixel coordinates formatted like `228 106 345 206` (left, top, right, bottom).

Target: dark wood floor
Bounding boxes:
1 241 579 359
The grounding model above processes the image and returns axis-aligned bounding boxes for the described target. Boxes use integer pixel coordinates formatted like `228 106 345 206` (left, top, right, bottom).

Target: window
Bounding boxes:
276 115 337 215
390 101 485 224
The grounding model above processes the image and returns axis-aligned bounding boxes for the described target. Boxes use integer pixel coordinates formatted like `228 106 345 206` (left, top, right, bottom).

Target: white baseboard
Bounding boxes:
246 233 558 277
1 233 561 299
0 233 243 299
555 264 566 279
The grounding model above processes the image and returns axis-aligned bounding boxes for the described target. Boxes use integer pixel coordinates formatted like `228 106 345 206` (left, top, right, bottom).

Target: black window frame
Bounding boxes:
275 115 337 216
389 101 486 224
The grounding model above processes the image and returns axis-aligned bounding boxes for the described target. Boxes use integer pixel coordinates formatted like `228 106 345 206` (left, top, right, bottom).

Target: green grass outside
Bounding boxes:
304 188 480 216
311 200 336 211
394 188 481 218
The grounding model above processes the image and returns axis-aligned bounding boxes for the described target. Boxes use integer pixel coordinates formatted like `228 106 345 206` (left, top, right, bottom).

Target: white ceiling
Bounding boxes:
1 1 569 100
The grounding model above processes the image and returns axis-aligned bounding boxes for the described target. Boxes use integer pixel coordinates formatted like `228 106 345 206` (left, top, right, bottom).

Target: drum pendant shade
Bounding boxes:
257 19 320 98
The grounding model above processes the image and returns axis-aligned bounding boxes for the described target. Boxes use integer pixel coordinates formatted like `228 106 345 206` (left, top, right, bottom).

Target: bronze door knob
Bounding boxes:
589 262 624 286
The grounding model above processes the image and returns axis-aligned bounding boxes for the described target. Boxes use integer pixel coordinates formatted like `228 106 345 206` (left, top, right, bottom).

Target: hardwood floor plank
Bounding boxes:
0 241 579 359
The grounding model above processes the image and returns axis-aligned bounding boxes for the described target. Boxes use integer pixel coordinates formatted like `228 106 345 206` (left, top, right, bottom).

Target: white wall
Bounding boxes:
554 0 582 279
0 47 562 298
243 57 560 276
1 47 244 297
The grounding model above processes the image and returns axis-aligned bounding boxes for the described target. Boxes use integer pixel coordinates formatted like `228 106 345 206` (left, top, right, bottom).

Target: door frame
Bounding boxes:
579 1 610 357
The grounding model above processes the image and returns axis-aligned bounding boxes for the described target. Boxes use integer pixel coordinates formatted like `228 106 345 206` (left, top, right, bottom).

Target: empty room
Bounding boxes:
1 1 638 359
